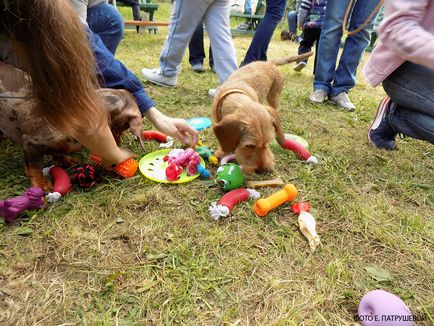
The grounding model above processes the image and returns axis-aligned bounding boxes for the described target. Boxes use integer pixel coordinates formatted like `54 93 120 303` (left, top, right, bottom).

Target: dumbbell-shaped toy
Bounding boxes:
253 184 297 217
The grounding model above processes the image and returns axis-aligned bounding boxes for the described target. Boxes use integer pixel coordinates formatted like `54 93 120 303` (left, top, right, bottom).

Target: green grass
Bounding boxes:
1 3 433 325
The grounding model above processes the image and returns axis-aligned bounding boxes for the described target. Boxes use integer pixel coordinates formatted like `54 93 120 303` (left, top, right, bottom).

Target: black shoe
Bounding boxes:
368 97 397 150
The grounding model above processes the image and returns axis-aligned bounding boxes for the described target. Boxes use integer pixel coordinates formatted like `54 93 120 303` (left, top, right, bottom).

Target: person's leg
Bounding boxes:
240 0 286 66
330 0 379 97
312 0 350 94
188 22 206 69
204 0 237 83
383 62 434 144
297 28 318 61
209 45 214 71
87 3 124 55
287 10 297 35
158 0 208 77
294 28 317 72
244 0 253 14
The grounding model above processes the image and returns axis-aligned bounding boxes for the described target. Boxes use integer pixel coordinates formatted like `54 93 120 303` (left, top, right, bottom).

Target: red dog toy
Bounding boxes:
142 131 173 148
43 165 72 202
281 139 318 164
209 188 260 220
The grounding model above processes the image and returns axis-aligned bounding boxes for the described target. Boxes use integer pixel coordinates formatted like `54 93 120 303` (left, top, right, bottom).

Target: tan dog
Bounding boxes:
212 53 312 173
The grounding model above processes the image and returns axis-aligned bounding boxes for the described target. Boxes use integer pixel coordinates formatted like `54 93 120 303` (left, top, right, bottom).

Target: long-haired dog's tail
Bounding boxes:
271 52 314 66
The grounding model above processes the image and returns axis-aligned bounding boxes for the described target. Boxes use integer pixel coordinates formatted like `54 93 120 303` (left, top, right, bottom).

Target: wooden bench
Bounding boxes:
112 0 161 34
231 0 265 35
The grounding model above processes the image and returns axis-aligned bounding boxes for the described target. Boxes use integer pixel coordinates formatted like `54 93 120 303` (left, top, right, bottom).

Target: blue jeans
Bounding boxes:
87 3 124 55
188 22 214 68
384 61 434 144
122 0 141 20
159 0 237 84
241 0 286 66
244 0 252 14
313 0 379 96
287 10 297 35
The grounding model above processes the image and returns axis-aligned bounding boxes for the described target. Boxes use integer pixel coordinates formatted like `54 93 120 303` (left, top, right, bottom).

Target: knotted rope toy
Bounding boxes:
72 164 97 189
209 188 260 220
90 153 138 178
164 148 210 181
0 187 45 223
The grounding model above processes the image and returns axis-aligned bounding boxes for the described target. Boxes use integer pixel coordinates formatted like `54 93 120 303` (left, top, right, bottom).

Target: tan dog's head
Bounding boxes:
98 88 145 149
213 103 285 173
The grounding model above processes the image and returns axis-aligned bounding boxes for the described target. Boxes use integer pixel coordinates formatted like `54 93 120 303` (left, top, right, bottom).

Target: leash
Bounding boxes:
342 0 384 36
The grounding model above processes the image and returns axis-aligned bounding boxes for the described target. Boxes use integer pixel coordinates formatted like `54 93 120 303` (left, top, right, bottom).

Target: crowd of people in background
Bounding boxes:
0 0 432 169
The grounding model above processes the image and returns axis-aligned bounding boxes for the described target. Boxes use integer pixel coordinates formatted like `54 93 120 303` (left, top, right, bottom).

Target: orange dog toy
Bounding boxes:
253 184 297 217
90 154 138 178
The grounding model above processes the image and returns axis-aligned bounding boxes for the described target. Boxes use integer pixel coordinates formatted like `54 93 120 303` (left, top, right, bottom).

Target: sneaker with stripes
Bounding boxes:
368 97 397 150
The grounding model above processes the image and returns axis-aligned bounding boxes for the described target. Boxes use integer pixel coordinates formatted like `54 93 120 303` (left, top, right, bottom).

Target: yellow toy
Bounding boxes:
253 184 297 217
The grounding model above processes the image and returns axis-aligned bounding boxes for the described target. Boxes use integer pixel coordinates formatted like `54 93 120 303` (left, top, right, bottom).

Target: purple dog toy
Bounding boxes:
0 187 44 223
358 290 413 326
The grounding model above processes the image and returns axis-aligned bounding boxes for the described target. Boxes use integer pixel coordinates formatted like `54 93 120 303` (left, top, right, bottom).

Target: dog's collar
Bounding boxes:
215 88 249 121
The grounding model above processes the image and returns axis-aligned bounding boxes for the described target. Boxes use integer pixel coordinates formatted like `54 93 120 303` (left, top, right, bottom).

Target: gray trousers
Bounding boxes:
159 0 237 84
384 61 434 145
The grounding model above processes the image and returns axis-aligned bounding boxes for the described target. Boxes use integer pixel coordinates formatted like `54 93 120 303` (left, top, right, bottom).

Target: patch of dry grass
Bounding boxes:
1 3 433 325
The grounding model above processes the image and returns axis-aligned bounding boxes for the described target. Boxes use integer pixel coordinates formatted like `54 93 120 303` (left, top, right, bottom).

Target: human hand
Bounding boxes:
144 108 199 147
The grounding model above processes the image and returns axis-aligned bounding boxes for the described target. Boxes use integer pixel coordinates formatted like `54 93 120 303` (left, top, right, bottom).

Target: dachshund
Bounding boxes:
0 62 145 190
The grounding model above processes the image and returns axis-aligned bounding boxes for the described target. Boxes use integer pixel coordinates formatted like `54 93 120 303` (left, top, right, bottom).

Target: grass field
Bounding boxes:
0 2 433 325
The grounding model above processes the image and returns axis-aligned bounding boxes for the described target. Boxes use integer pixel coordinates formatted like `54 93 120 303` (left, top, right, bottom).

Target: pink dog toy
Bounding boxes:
281 139 318 164
0 187 44 223
358 290 413 326
209 188 260 220
165 149 202 181
220 153 237 165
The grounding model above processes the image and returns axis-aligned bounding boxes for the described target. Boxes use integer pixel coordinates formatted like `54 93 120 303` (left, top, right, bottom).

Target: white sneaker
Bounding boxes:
294 61 307 72
141 68 177 87
309 89 327 103
192 63 205 73
329 92 356 111
208 88 218 98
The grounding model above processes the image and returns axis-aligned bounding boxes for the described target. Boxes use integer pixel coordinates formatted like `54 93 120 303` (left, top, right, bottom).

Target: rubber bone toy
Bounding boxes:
42 165 73 203
291 202 321 251
0 187 44 223
281 139 318 164
253 184 297 217
142 130 173 148
209 188 260 220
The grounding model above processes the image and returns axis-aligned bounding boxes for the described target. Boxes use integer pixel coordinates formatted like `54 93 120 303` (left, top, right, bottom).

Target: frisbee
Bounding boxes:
186 117 212 131
139 149 206 184
272 133 309 148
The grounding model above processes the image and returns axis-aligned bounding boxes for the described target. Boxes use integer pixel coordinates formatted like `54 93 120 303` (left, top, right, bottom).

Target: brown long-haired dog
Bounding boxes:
0 62 145 191
0 0 106 137
212 53 312 173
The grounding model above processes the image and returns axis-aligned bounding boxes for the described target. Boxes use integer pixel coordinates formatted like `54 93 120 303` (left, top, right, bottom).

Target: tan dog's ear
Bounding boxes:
213 114 244 153
265 106 286 146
